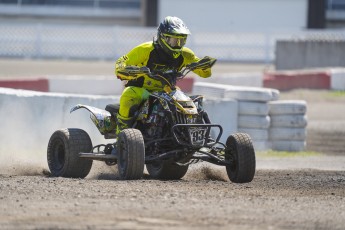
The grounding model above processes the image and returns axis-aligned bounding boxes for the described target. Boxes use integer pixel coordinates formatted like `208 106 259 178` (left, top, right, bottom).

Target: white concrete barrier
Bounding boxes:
196 72 263 87
0 87 121 169
203 99 238 144
49 75 124 95
193 82 279 102
0 87 237 168
330 68 345 91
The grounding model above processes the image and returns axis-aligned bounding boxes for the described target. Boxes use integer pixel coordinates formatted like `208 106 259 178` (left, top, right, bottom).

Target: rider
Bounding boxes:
114 16 216 135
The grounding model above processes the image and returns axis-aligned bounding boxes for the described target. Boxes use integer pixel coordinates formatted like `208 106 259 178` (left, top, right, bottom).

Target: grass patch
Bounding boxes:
328 90 345 98
257 150 321 158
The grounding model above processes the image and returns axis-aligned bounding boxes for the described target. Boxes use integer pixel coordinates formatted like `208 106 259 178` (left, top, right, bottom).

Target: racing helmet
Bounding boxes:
157 16 191 58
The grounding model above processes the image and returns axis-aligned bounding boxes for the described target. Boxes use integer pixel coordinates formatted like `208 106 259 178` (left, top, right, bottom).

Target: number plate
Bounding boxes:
189 128 206 146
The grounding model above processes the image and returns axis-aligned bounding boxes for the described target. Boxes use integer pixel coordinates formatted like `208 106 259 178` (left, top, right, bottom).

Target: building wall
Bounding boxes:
158 0 308 31
0 2 142 26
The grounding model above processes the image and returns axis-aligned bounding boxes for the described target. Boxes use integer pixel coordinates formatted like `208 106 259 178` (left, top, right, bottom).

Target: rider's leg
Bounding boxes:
116 86 150 135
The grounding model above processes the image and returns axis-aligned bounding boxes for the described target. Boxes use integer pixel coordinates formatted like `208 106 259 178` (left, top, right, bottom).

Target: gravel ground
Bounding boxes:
0 59 344 230
0 164 344 230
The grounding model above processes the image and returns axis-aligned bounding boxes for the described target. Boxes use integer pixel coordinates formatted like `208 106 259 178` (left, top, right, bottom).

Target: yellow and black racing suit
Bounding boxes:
114 41 212 134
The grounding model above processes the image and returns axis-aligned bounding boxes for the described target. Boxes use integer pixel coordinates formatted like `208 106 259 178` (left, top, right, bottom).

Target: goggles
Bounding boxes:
162 34 187 49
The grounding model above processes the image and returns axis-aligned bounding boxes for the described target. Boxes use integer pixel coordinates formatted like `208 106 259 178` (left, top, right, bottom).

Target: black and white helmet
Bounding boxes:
157 16 191 58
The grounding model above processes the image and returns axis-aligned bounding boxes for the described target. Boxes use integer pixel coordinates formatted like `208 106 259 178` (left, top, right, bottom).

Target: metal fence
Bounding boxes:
1 23 345 63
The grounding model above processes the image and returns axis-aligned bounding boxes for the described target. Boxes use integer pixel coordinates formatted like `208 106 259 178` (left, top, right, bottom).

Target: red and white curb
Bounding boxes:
1 68 344 94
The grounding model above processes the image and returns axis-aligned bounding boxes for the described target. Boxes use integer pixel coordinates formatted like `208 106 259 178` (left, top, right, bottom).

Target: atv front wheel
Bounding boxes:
147 160 189 180
117 129 145 180
225 133 256 183
47 128 93 178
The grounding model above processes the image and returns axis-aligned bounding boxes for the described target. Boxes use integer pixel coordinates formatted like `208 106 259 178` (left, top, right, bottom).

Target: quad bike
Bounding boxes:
47 57 256 183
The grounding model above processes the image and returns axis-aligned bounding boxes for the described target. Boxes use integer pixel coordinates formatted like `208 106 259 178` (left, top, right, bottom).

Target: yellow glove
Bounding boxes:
116 66 150 81
188 56 217 71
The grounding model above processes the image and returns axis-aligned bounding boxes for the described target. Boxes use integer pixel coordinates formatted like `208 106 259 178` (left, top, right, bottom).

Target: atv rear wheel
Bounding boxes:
47 128 93 178
225 133 256 183
146 160 189 180
117 129 145 180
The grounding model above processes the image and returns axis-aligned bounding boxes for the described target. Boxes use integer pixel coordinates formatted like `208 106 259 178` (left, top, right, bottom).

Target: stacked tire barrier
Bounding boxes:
193 82 309 152
268 100 308 151
193 82 279 150
238 101 270 151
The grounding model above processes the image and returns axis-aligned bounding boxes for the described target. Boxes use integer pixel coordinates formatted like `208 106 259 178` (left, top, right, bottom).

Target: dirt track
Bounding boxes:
0 60 345 229
1 165 344 230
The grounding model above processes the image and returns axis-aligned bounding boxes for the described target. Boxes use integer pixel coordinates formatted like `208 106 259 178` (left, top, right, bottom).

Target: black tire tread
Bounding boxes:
118 129 145 180
47 128 93 178
226 133 256 183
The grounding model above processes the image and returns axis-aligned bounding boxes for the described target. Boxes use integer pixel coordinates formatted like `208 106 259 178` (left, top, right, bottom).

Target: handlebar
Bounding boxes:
122 56 217 88
148 70 184 89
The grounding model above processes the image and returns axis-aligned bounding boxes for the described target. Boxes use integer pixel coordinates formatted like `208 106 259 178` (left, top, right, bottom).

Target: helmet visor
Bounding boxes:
163 34 187 49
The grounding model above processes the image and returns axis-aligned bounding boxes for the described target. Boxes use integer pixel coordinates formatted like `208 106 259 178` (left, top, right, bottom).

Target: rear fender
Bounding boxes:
70 104 112 134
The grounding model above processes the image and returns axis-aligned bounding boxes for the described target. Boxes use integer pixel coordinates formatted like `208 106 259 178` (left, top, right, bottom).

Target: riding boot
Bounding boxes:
116 113 135 136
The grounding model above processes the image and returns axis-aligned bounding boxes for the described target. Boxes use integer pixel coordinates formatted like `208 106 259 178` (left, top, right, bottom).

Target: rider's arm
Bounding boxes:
181 47 212 78
115 42 152 80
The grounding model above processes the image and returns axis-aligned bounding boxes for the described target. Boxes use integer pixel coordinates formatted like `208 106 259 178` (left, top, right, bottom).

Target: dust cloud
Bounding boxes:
0 88 120 176
0 89 229 180
186 163 229 181
0 93 50 175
